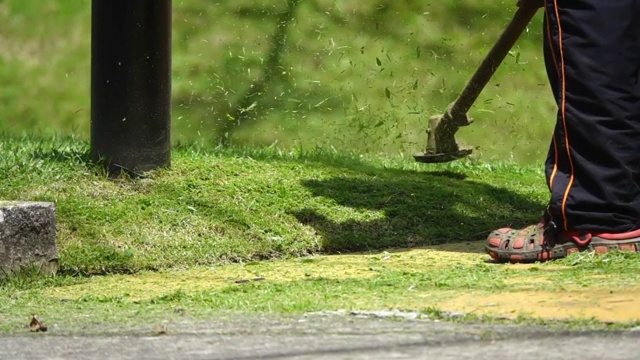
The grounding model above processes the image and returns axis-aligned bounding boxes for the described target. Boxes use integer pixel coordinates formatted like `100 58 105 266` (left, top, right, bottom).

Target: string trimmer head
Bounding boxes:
413 104 474 163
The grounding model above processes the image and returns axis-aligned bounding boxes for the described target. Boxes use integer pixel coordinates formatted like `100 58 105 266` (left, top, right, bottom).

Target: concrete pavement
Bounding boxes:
1 312 638 360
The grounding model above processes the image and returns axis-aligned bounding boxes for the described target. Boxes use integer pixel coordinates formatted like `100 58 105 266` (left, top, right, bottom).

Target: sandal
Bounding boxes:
485 221 640 263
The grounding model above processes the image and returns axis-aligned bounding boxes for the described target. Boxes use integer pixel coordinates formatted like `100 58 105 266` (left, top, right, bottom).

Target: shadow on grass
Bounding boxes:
172 143 545 255
291 169 543 255
17 139 544 265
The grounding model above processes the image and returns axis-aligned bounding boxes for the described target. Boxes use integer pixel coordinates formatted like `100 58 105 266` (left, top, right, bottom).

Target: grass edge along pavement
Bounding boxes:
2 245 640 335
2 135 640 333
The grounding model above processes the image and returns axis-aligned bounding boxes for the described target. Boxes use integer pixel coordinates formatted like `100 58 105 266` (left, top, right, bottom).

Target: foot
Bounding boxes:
485 221 640 263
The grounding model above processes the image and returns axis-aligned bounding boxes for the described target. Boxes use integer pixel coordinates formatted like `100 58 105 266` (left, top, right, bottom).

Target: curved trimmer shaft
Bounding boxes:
414 0 541 163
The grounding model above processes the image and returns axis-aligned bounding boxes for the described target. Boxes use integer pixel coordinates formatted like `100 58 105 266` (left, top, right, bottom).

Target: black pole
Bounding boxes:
91 0 172 175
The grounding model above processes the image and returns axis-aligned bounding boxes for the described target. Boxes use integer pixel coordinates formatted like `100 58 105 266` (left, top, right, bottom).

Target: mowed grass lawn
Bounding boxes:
0 135 546 275
2 136 640 334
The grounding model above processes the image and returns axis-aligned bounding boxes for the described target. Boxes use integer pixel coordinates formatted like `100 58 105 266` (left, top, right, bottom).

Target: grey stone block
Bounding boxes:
0 201 58 276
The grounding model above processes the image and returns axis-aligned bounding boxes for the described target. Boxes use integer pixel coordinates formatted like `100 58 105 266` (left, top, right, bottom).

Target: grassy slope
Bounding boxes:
0 0 554 164
1 135 546 275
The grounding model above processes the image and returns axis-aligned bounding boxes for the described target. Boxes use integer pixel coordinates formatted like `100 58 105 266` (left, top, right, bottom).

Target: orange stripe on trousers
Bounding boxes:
552 0 575 231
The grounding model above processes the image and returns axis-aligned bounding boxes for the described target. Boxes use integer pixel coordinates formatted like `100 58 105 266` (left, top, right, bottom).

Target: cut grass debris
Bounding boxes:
1 243 640 334
0 0 554 164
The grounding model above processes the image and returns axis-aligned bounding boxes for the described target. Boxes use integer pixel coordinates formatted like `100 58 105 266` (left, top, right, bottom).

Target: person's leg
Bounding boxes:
486 0 640 262
543 0 640 233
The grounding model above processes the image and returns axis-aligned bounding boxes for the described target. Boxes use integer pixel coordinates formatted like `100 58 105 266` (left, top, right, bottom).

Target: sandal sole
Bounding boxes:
486 237 640 263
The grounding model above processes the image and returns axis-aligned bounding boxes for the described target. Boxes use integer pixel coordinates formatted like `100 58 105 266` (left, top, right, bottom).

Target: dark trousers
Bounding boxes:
543 0 640 232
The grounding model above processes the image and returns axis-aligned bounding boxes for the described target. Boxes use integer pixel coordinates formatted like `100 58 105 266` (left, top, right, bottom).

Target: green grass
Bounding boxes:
0 134 545 275
0 0 555 164
2 249 640 334
0 0 636 336
3 135 640 334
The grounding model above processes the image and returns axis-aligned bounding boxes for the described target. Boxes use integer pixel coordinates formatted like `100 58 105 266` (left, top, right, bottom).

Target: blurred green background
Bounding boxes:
0 0 556 164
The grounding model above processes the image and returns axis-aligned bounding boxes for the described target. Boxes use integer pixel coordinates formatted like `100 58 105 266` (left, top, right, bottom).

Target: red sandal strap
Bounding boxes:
595 228 640 240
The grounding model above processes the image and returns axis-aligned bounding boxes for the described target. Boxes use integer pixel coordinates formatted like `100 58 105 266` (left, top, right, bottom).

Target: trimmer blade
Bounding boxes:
413 147 473 163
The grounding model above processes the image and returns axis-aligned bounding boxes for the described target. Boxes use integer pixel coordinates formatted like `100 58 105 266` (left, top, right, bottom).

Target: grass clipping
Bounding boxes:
44 242 640 324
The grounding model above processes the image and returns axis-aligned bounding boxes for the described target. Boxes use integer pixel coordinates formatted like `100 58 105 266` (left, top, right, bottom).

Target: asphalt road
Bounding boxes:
2 311 639 360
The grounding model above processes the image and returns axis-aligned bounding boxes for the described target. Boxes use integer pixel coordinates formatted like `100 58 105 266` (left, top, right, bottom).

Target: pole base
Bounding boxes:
413 147 473 163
